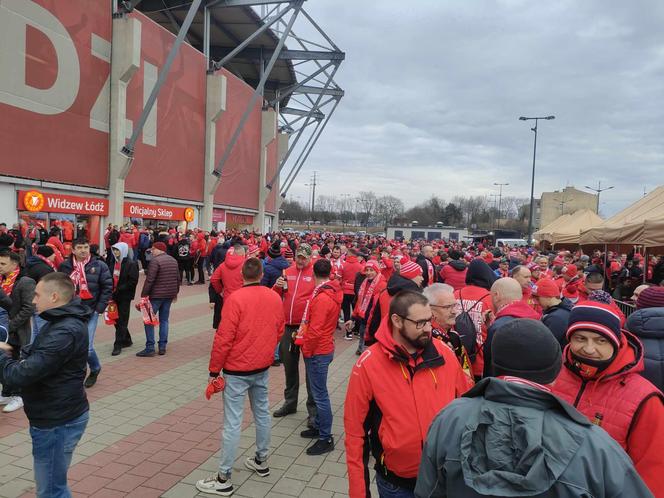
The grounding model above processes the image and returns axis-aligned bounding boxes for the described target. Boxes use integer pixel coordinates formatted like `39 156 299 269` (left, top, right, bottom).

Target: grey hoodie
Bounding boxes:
112 241 129 262
415 378 653 498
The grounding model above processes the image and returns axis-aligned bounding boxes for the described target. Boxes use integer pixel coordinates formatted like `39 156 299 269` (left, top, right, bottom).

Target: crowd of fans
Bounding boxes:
0 220 663 497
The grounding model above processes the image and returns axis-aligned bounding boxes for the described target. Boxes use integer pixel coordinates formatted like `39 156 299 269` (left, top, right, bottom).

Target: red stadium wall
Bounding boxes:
0 0 111 188
124 12 206 202
213 69 262 210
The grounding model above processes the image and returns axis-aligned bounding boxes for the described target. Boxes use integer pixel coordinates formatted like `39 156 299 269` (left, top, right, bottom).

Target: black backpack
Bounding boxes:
455 290 490 361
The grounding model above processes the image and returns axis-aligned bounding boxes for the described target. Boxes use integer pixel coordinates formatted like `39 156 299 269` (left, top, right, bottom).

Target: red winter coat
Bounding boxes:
119 232 135 249
440 261 468 291
301 280 343 358
340 256 364 295
273 262 316 326
552 332 664 497
210 252 245 298
47 236 65 258
208 284 285 375
344 318 471 497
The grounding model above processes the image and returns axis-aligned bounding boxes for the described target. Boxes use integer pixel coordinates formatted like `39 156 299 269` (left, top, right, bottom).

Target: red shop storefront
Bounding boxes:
123 201 195 228
17 190 108 249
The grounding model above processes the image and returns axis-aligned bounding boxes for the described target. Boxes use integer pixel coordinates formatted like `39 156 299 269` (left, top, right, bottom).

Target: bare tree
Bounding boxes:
356 191 377 228
376 195 405 230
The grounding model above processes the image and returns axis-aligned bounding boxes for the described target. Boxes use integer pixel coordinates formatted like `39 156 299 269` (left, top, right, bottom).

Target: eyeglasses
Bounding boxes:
430 304 456 311
398 315 433 330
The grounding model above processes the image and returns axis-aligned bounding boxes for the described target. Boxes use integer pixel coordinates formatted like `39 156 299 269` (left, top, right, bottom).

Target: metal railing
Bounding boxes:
614 299 636 318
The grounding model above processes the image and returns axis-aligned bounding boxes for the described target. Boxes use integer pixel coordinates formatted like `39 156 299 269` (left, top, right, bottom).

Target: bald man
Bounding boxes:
483 278 541 378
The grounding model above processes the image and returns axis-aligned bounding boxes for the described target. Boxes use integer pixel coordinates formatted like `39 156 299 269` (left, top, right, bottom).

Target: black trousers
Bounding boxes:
342 294 355 335
196 257 206 283
179 259 194 283
212 294 223 330
113 299 132 348
279 324 317 423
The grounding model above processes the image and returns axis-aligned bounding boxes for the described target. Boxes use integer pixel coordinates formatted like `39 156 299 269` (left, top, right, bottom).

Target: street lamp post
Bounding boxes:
493 182 509 225
519 115 555 244
584 181 614 215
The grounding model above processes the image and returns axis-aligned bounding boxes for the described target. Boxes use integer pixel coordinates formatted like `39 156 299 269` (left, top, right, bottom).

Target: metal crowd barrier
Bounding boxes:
614 299 636 318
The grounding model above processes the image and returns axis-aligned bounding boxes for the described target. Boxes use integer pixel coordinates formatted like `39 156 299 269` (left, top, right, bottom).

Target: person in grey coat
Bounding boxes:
626 286 664 392
415 319 653 498
0 249 36 413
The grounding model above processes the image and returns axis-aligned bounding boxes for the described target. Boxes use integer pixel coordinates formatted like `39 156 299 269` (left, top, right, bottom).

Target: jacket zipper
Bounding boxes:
289 269 301 324
573 379 587 407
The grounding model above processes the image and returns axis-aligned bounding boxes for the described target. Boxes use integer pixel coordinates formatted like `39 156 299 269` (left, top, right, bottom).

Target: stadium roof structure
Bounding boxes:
124 0 344 197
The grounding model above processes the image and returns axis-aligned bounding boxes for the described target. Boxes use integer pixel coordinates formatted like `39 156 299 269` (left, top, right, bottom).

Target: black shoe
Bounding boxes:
273 406 296 418
300 428 319 438
306 437 334 455
122 340 133 347
84 369 101 388
136 349 156 357
111 345 122 356
272 360 282 367
187 281 193 286
158 348 166 356
355 349 362 356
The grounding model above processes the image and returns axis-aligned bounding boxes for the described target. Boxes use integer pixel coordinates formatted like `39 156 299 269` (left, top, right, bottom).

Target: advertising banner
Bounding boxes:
124 201 191 221
17 190 109 216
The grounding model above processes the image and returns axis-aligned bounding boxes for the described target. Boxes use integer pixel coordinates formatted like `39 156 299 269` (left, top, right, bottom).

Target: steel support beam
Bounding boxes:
292 85 344 97
209 0 300 7
269 61 334 105
210 0 304 191
161 0 197 45
203 5 210 63
121 0 202 160
215 47 344 62
281 97 340 196
280 107 324 120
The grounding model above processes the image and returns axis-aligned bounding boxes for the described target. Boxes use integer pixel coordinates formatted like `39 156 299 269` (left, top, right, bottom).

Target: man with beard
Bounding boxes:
344 291 469 498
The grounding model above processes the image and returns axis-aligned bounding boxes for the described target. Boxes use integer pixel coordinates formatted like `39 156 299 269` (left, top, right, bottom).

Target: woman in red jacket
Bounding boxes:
552 301 664 497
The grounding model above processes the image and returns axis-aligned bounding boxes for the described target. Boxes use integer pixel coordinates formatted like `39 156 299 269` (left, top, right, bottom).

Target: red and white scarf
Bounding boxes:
1 269 20 296
112 261 121 291
356 273 383 316
36 254 56 271
69 256 93 300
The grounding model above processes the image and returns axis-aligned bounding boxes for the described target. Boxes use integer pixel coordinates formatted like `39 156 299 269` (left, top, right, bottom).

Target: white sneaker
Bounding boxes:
0 395 12 405
245 456 270 477
2 396 23 413
195 474 234 496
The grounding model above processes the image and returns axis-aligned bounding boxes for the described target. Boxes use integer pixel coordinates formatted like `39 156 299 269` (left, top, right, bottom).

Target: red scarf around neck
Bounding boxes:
69 256 93 300
36 254 56 271
356 274 383 317
1 269 20 295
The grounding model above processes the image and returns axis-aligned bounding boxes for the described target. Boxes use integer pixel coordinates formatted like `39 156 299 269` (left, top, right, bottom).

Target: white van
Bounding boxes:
496 238 528 247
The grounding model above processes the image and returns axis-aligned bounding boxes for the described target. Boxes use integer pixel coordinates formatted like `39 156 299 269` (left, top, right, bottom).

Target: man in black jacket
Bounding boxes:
109 242 139 356
59 238 113 388
0 250 36 412
25 245 57 343
416 244 436 288
0 272 90 498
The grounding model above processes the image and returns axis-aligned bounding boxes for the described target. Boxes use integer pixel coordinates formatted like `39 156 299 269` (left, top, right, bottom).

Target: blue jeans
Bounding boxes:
144 298 172 352
87 313 101 372
304 353 334 439
219 370 270 478
375 473 415 498
30 411 89 498
31 313 48 344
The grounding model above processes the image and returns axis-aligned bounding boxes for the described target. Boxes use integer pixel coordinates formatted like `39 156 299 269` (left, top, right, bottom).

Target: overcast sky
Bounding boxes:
283 0 664 216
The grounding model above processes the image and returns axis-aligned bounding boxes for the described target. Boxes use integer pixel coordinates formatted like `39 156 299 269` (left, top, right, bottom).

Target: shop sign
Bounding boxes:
227 213 254 225
18 190 108 215
124 201 192 221
212 209 226 223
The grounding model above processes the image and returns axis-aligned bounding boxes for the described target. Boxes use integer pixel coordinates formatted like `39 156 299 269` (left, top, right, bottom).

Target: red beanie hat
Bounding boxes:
564 265 578 278
534 279 560 298
153 242 167 252
636 287 664 309
400 261 423 280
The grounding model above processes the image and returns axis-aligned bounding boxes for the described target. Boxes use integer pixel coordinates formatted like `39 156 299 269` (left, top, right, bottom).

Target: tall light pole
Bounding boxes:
493 182 509 225
519 115 555 244
584 181 614 215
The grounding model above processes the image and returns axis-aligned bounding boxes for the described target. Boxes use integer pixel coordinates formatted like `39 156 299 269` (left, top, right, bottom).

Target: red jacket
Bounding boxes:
210 252 245 298
440 261 468 291
301 280 343 358
344 318 471 497
552 332 664 496
119 232 135 249
340 256 364 295
209 284 285 375
47 236 65 258
274 263 316 326
454 285 494 378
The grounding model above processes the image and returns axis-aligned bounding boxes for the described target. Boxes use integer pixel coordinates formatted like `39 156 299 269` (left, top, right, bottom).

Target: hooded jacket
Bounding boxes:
209 283 285 376
210 251 245 299
541 297 574 348
0 299 91 428
111 242 139 302
415 378 654 498
365 273 420 346
482 301 542 378
344 317 471 497
261 255 290 289
627 307 664 391
439 260 467 291
301 279 343 358
340 255 364 295
552 332 664 496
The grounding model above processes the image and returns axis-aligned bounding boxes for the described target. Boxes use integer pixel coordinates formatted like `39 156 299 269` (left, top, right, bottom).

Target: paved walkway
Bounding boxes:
0 280 374 498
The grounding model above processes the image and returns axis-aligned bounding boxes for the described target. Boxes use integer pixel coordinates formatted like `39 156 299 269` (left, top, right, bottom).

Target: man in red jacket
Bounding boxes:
344 290 470 497
272 244 317 422
339 249 364 340
551 301 664 497
197 258 285 497
298 259 342 455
